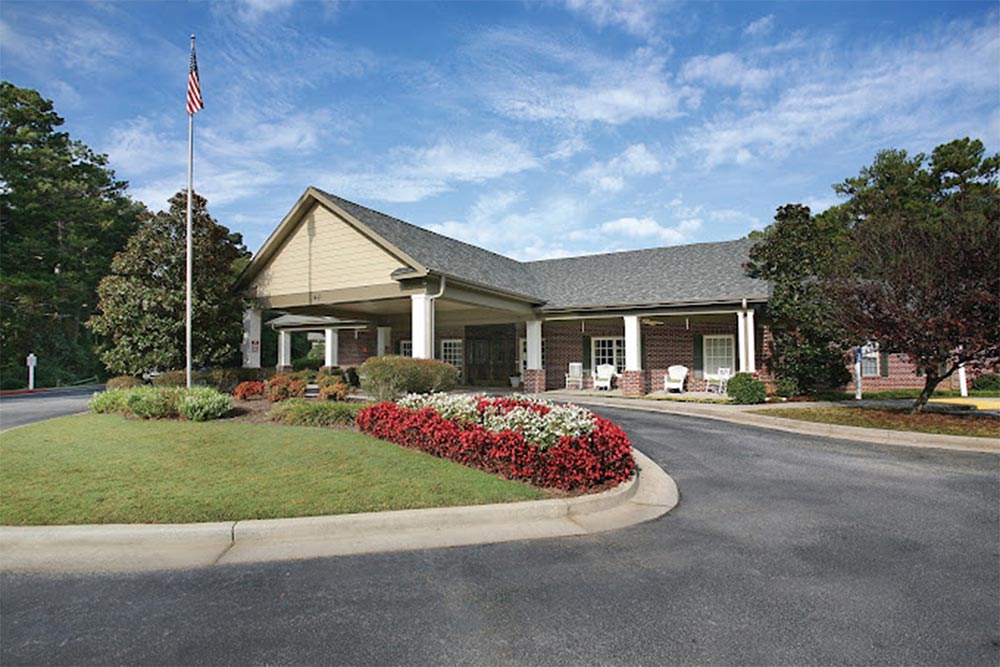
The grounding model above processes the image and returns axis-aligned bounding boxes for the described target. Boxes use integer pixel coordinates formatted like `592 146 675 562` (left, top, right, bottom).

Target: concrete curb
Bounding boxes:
0 449 677 575
547 393 1000 455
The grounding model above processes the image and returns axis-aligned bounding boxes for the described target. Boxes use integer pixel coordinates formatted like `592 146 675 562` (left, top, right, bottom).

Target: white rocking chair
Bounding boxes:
593 364 616 391
664 365 688 393
565 362 584 390
706 367 732 394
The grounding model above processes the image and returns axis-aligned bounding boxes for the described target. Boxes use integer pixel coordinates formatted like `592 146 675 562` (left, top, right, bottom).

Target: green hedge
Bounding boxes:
358 356 458 402
727 373 767 404
106 375 143 390
269 399 368 427
972 373 1000 391
89 386 231 421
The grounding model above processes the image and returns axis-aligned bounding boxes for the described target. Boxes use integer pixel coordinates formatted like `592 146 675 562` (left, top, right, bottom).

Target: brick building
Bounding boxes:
236 187 927 396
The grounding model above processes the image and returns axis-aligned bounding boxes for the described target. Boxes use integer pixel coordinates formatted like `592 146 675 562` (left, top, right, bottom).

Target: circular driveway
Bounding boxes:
2 407 997 665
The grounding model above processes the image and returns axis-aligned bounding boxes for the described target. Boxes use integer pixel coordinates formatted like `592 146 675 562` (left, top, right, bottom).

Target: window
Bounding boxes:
518 337 547 373
592 337 625 372
440 339 463 376
400 340 412 357
861 342 879 376
703 335 735 378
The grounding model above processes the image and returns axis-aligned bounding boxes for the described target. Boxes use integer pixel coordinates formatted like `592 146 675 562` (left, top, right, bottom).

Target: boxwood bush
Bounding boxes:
359 356 458 402
106 375 143 390
727 373 767 404
178 387 233 421
270 398 367 427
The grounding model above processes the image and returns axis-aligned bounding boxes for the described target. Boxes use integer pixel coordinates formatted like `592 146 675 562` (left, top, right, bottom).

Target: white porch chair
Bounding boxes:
706 367 732 394
664 365 688 393
593 364 616 391
565 362 584 390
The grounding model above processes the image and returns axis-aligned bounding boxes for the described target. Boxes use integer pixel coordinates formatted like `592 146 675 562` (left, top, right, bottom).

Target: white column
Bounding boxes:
526 320 543 370
411 294 434 359
745 309 756 373
736 310 747 373
377 326 392 356
324 328 339 368
277 330 292 369
623 315 641 372
242 308 261 368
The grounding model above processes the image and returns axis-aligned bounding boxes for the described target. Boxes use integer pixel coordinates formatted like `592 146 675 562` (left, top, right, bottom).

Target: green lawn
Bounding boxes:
752 406 1000 438
0 413 544 526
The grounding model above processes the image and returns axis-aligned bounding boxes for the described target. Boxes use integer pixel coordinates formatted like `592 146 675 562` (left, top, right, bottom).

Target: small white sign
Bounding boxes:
26 353 37 368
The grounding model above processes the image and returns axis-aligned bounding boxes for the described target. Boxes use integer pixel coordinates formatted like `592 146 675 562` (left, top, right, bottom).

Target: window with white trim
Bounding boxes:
861 342 880 376
592 337 625 372
400 340 412 357
440 339 464 376
703 335 735 378
518 337 547 374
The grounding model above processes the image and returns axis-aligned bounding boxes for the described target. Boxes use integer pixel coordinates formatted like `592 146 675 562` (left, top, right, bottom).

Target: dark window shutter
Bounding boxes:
880 350 890 377
582 335 592 372
640 332 648 371
693 334 704 379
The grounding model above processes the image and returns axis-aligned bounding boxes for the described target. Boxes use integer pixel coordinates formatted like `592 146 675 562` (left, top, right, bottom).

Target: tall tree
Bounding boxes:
0 82 145 386
88 191 247 375
749 138 999 411
831 138 999 410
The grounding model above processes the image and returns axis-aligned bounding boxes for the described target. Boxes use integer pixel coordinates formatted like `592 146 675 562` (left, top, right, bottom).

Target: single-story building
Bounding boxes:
235 187 923 396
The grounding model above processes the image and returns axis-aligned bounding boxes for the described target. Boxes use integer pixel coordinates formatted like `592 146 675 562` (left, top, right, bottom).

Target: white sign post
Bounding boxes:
26 353 37 391
958 363 968 398
853 347 863 400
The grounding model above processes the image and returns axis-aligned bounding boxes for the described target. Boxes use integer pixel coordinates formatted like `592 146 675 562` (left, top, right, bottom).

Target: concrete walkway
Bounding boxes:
543 390 1000 454
0 450 677 574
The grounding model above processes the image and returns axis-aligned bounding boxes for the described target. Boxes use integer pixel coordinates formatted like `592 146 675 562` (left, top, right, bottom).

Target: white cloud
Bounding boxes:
562 0 659 38
469 30 698 125
547 136 589 160
319 133 539 203
228 0 296 23
578 143 661 192
684 20 1000 168
600 216 701 244
744 15 775 37
680 52 772 91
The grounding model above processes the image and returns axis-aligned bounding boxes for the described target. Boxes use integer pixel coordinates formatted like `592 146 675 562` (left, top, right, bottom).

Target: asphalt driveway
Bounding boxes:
2 407 997 665
0 387 99 431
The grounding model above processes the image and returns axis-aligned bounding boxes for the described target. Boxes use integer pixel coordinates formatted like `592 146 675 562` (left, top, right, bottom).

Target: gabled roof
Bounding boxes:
313 189 540 300
241 187 770 310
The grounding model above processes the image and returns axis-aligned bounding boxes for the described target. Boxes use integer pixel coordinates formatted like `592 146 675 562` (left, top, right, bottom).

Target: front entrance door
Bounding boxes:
464 324 516 385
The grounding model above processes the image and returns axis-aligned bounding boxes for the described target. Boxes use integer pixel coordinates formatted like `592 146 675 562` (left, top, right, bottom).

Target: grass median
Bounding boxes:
0 413 544 526
751 406 1000 438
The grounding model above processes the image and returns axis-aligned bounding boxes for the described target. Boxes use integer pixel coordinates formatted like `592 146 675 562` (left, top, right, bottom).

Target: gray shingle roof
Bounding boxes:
315 189 769 309
527 239 771 310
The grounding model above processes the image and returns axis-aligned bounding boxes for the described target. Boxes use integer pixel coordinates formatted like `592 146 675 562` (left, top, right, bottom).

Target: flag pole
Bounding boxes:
185 34 196 389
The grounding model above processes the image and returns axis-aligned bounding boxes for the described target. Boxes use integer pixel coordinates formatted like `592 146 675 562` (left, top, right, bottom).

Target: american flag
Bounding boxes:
186 40 203 115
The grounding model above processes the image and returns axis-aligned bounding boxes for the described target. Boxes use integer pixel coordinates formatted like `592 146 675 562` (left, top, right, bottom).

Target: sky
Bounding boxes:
2 0 998 261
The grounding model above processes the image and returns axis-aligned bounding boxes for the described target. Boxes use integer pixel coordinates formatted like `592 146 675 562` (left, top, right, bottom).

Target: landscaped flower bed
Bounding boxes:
357 393 635 491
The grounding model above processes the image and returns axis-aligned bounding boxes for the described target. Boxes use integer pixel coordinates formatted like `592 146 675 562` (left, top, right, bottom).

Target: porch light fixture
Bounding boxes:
641 319 664 326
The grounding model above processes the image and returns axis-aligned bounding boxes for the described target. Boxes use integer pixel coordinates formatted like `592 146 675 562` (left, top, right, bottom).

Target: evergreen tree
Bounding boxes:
0 82 145 386
89 191 247 375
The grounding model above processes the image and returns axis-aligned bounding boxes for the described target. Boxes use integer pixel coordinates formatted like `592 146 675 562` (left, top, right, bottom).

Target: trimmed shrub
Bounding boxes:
774 376 800 398
319 382 351 401
359 356 458 402
288 369 317 382
106 375 142 390
972 372 1000 391
178 387 232 421
727 373 767 404
266 374 307 402
124 387 182 418
151 370 187 387
316 370 345 387
356 395 635 491
270 399 366 427
292 356 323 372
233 380 266 400
199 368 266 393
89 388 131 414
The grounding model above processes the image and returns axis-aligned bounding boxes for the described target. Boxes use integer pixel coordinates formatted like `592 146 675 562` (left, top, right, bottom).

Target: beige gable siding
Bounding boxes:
250 203 408 298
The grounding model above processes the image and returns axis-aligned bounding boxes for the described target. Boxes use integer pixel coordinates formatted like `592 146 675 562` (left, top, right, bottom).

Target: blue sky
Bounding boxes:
2 1 997 260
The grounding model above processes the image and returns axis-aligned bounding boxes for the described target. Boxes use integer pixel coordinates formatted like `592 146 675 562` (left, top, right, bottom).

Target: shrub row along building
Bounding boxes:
235 187 918 395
